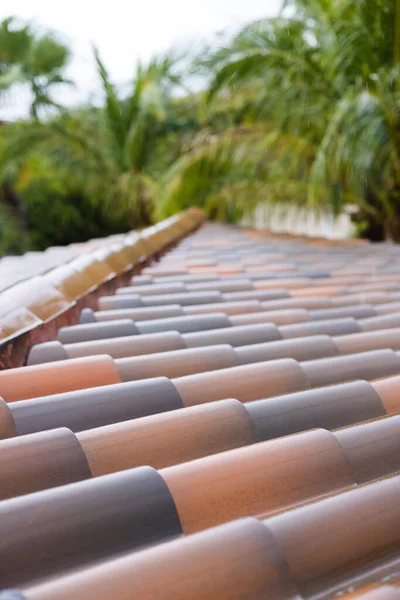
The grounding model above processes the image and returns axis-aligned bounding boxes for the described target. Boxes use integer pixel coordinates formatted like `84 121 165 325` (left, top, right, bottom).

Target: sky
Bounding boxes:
0 0 281 118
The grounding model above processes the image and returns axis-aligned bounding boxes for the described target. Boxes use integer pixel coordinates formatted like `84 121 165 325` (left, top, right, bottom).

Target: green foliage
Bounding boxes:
23 178 127 250
0 16 70 117
2 2 400 255
0 17 30 90
0 202 26 254
191 0 400 239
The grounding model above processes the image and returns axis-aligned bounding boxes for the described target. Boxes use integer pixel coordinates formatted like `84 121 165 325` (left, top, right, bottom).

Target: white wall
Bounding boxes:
242 203 355 239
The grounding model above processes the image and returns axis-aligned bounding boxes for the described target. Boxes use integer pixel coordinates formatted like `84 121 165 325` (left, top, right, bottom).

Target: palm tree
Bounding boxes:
0 17 31 95
28 48 186 227
0 16 70 119
195 0 400 239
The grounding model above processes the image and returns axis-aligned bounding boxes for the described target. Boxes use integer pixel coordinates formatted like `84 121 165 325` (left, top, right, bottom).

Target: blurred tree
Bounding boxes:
34 48 186 226
3 2 400 255
0 17 30 94
193 0 400 240
0 16 70 118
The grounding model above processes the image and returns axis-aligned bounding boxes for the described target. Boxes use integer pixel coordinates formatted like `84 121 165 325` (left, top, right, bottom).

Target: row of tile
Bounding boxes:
0 209 204 342
1 471 399 598
1 386 399 501
2 344 400 404
2 219 400 598
27 322 400 368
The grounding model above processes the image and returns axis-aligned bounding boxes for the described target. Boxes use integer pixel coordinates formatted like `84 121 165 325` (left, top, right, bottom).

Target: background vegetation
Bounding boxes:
1 0 399 254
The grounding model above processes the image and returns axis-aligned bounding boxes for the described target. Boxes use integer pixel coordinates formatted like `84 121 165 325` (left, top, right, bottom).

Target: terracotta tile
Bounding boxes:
333 329 400 354
222 289 290 302
358 312 400 331
230 308 310 325
161 429 355 533
0 398 16 439
183 300 264 315
301 349 400 387
186 280 254 293
183 323 281 347
136 313 231 334
140 291 224 307
235 334 338 364
65 331 186 360
94 305 184 321
265 474 400 599
22 519 299 600
58 319 139 344
246 380 386 441
115 344 238 381
0 428 91 500
78 399 256 475
173 359 310 406
309 304 377 320
333 415 400 483
97 294 144 310
0 467 182 588
254 277 312 289
291 285 346 297
371 376 400 414
10 378 184 434
116 282 187 296
0 355 121 402
3 214 400 599
280 317 361 338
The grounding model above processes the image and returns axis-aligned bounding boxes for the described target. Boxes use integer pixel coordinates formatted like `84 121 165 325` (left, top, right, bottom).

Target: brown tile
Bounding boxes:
254 277 312 289
246 380 386 441
358 313 400 331
333 415 400 483
27 341 69 365
280 317 361 338
301 350 400 388
235 335 338 364
183 300 264 315
371 376 400 414
309 304 377 320
22 518 299 600
291 285 345 297
136 313 231 334
265 474 400 599
0 398 16 439
140 291 224 307
0 467 182 588
262 297 333 310
333 329 400 354
78 399 256 475
58 319 139 344
173 359 310 406
186 280 254 293
10 378 184 434
374 302 400 314
94 305 184 321
0 355 121 402
161 429 354 533
183 323 281 348
230 308 310 326
0 428 91 500
115 345 238 381
222 289 290 302
65 331 186 360
116 282 187 296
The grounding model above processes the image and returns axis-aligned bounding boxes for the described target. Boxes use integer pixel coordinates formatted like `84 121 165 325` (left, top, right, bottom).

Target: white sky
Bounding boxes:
0 0 281 118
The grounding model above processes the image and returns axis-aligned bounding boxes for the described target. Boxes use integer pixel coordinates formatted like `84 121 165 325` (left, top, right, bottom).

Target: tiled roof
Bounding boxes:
0 212 399 599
